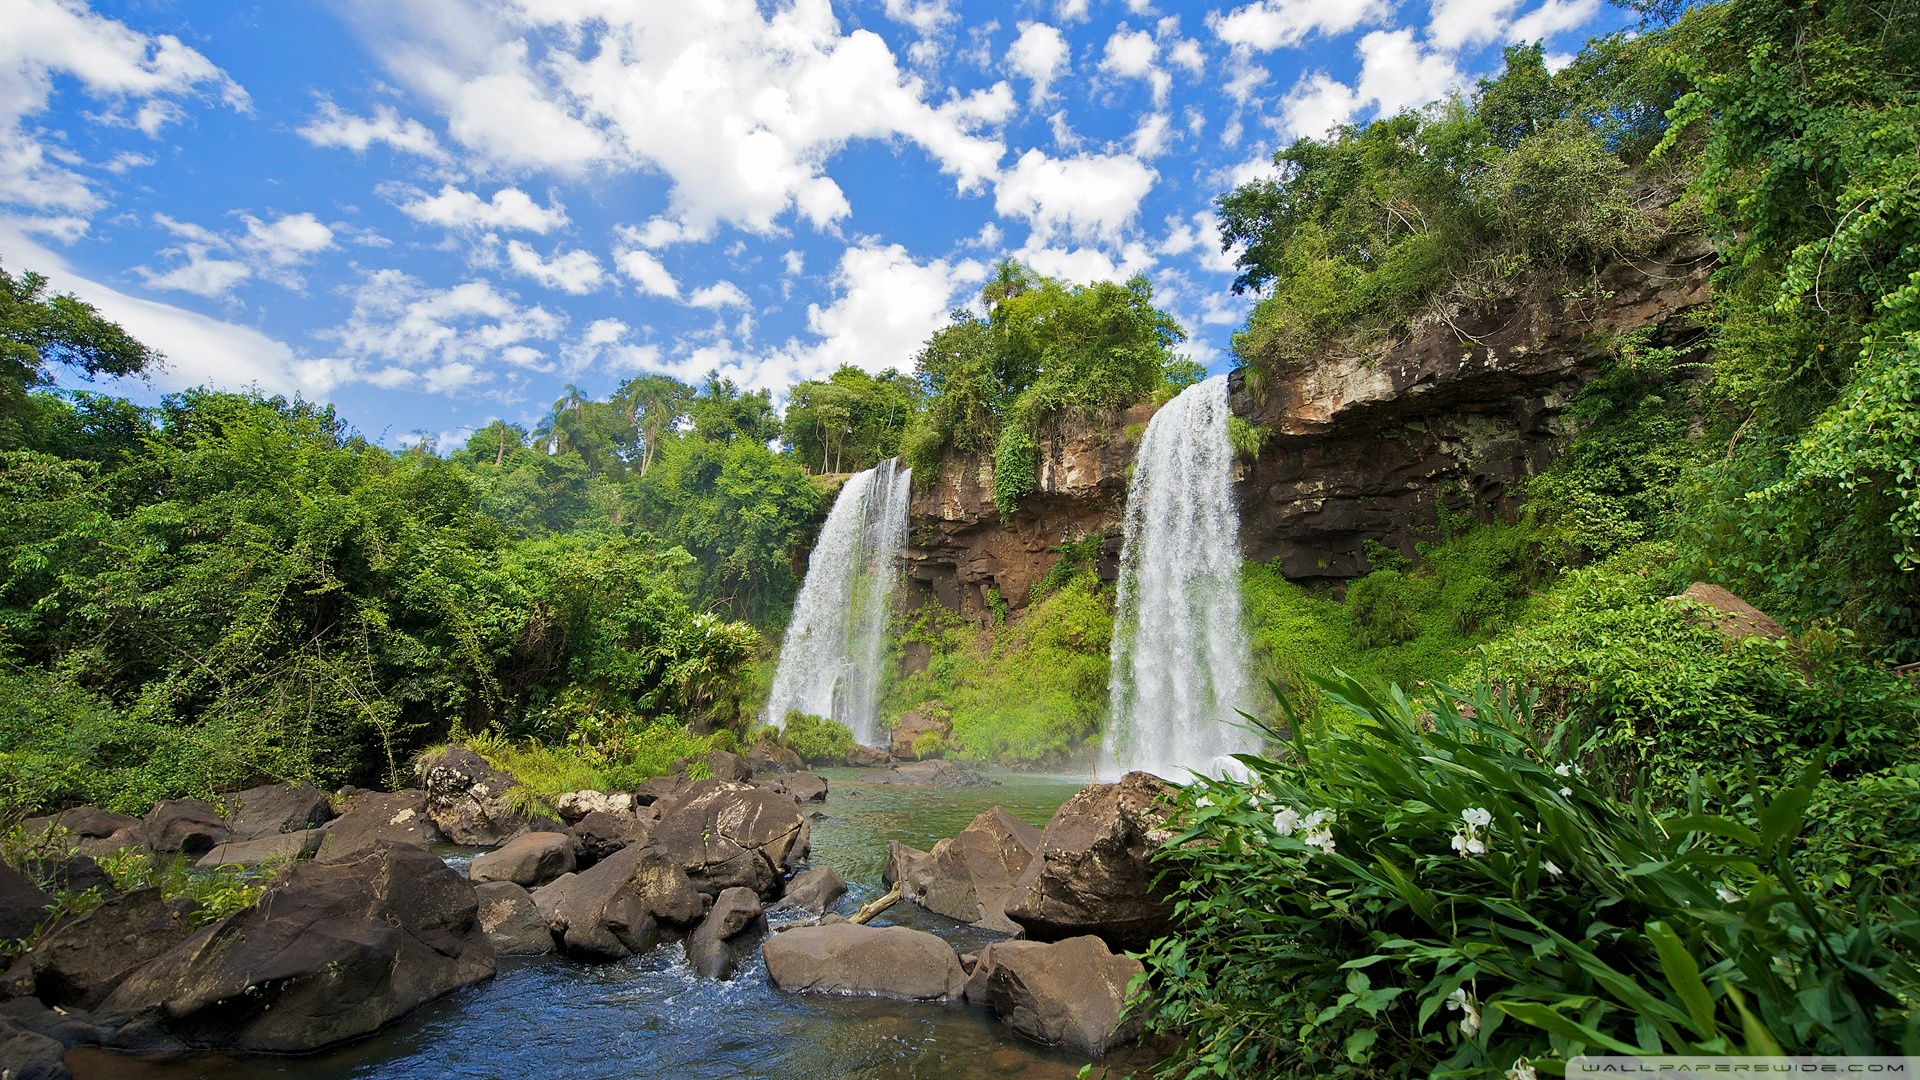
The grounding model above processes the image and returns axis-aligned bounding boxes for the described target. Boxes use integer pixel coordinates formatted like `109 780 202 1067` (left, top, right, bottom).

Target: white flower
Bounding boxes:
1465 837 1486 855
1544 860 1563 877
1717 885 1741 904
1447 987 1482 1038
1560 785 1574 797
1462 807 1493 829
1302 826 1336 854
1553 764 1573 778
1273 808 1301 836
1450 832 1468 854
1197 793 1215 808
1507 1057 1539 1080
1301 809 1333 831
1452 808 1493 857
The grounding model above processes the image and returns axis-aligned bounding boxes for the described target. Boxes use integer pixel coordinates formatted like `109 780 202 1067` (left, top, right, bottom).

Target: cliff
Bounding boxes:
902 242 1713 618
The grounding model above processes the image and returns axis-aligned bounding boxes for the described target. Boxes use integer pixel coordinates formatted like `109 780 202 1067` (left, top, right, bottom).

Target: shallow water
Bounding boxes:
70 769 1103 1080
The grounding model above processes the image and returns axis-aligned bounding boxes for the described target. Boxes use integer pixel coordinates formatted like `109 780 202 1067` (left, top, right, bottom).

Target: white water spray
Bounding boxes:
765 458 912 747
1101 375 1257 780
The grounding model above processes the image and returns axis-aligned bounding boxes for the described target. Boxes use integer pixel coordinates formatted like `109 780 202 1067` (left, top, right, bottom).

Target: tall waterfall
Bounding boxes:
765 457 912 747
1102 375 1257 780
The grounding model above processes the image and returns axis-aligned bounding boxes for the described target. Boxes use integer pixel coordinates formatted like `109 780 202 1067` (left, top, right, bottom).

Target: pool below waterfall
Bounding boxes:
68 769 1108 1080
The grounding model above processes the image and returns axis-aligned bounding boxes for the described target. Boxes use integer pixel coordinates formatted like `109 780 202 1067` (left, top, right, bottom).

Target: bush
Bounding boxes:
781 711 854 764
1143 673 1920 1079
1346 570 1426 647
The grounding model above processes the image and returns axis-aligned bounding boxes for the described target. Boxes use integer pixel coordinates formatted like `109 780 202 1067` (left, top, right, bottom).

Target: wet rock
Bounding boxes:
922 807 1041 933
553 790 634 823
74 828 147 861
845 745 890 768
705 750 753 784
632 774 690 807
314 790 442 863
762 923 966 1001
98 843 494 1053
889 704 951 760
565 810 644 869
964 935 1147 1056
140 801 229 856
1007 772 1179 950
873 760 997 789
1669 583 1789 641
747 742 802 774
226 783 334 838
16 856 115 899
648 781 806 897
549 844 703 962
469 832 575 889
194 830 323 869
0 1014 68 1080
882 841 935 906
527 873 575 922
1 888 199 1010
473 882 554 956
414 747 535 846
773 866 847 915
0 997 113 1051
685 887 765 979
783 772 828 803
22 808 138 842
0 862 56 947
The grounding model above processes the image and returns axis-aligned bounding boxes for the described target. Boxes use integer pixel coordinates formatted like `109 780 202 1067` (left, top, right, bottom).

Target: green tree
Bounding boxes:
1 263 159 448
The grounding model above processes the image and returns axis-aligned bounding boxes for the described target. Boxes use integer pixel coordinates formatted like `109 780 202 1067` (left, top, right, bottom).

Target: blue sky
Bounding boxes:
1 0 1628 449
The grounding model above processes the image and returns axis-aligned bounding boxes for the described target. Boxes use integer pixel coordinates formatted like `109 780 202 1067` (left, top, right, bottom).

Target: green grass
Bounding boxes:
459 720 717 799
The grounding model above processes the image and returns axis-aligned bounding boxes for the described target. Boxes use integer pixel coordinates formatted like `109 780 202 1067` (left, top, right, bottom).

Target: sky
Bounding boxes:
0 0 1628 450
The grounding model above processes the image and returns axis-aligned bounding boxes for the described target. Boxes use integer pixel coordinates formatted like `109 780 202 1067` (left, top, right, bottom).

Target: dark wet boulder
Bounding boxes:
0 1014 68 1080
888 704 951 760
470 832 575 888
705 750 753 783
773 866 847 915
565 810 644 869
921 807 1041 933
194 830 324 869
762 923 966 1001
873 760 997 788
549 844 704 962
97 843 494 1053
632 774 690 807
0 862 55 947
473 882 554 957
314 790 442 863
963 935 1147 1056
16 856 115 899
685 887 765 979
783 772 828 803
141 801 229 856
1006 772 1180 950
24 808 138 842
746 742 802 774
414 747 535 846
226 783 334 838
882 840 935 906
1 889 199 1010
528 873 576 922
0 997 114 1052
845 744 890 768
648 781 806 897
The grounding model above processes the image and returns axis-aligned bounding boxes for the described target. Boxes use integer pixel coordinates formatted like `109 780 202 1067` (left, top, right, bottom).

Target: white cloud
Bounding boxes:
1209 0 1395 51
994 148 1158 246
882 0 957 36
1055 0 1091 22
1275 30 1465 140
561 318 663 376
137 210 335 298
781 250 805 275
0 0 245 218
1166 37 1207 75
241 212 335 266
1048 109 1083 150
773 242 984 383
298 100 449 161
1012 238 1157 284
346 2 1015 245
688 281 751 310
1130 112 1173 157
396 185 569 233
1100 27 1172 106
1276 72 1362 139
325 269 564 391
1508 0 1603 45
1006 22 1070 105
136 249 251 299
505 240 607 294
613 244 680 298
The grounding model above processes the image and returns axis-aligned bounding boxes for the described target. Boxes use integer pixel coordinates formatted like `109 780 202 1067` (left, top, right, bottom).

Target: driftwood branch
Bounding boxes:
849 885 901 925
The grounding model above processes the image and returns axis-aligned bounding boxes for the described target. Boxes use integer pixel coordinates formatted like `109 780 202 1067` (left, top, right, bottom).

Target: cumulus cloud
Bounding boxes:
994 148 1158 246
1209 0 1396 51
297 100 449 161
0 0 245 218
137 210 336 297
1006 22 1070 105
1100 26 1172 105
504 240 607 294
1275 29 1465 140
773 242 984 383
688 281 752 310
324 269 564 392
612 243 680 299
881 0 957 37
345 2 1015 245
396 184 569 233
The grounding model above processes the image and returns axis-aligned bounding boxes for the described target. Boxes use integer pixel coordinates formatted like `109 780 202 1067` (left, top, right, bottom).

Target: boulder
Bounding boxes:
747 742 802 774
314 790 442 863
783 772 829 803
98 843 495 1053
469 832 575 888
23 808 138 841
548 844 704 962
921 807 1042 933
882 841 936 906
1006 772 1179 950
16 856 115 898
845 745 890 768
963 935 1147 1056
75 828 148 861
565 810 644 869
414 747 536 846
632 774 690 807
553 790 633 823
473 881 554 956
194 829 324 869
1670 583 1789 641
873 760 997 788
889 704 952 760
528 873 575 922
705 750 753 784
0 862 55 946
648 781 806 897
226 783 334 838
762 923 966 1001
0 997 113 1052
1 888 199 1010
684 887 765 979
774 866 847 915
140 801 230 855
0 1015 67 1080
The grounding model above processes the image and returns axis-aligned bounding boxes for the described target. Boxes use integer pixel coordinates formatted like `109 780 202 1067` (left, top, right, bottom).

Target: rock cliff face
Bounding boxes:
901 243 1711 615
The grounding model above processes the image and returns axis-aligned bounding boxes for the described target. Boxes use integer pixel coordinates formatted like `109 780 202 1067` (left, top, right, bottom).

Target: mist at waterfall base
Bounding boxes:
1101 375 1258 782
764 458 911 747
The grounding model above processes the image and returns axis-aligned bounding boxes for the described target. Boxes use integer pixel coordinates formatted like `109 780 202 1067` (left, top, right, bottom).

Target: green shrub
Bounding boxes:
1346 569 1427 647
781 711 854 764
1144 673 1920 1079
992 424 1037 519
910 729 947 760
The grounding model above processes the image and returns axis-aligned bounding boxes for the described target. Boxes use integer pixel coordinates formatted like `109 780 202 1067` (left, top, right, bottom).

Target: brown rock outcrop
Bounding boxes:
1006 772 1180 950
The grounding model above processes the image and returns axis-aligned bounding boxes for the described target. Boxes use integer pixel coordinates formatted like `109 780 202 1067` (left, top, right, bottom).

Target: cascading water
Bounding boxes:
765 457 912 747
1101 374 1257 780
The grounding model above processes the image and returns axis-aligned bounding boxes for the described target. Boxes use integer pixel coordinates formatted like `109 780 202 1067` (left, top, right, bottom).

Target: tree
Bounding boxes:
612 374 694 475
2 263 159 447
781 365 920 474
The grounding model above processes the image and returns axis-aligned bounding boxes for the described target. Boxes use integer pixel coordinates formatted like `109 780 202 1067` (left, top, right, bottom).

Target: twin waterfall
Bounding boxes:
767 375 1254 775
764 459 911 747
1101 375 1256 779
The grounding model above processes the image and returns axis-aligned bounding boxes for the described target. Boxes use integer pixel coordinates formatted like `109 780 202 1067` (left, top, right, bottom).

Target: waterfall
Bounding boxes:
1101 375 1257 780
765 457 912 747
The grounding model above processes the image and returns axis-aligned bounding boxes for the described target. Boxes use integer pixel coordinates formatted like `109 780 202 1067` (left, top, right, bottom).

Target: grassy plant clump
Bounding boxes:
1144 674 1920 1078
459 717 717 798
780 711 854 765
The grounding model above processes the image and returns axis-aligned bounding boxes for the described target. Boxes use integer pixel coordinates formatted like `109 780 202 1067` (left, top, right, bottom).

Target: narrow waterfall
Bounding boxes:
1102 375 1257 780
765 457 912 747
